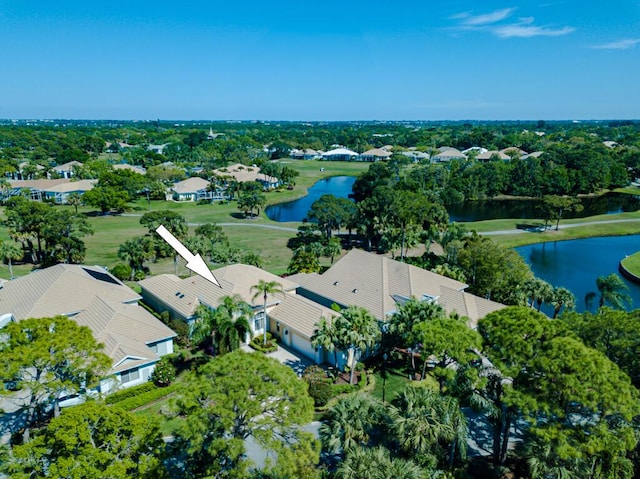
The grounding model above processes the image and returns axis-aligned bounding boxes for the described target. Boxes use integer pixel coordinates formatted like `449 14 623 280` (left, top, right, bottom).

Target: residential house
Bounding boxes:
431 148 466 162
53 161 83 179
170 176 222 202
322 148 359 161
500 147 528 158
5 178 96 203
212 163 280 190
0 264 176 392
147 143 170 155
290 149 323 160
476 151 511 161
359 148 393 162
113 163 147 175
139 264 338 363
140 250 505 366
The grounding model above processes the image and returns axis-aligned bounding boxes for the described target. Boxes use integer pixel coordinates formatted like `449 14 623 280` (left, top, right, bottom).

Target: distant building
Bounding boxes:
5 178 96 204
170 177 222 202
113 163 147 175
431 148 466 162
322 148 359 161
53 161 83 179
359 148 393 162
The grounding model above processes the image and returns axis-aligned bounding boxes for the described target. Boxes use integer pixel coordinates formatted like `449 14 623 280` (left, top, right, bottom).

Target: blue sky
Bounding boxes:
1 0 638 120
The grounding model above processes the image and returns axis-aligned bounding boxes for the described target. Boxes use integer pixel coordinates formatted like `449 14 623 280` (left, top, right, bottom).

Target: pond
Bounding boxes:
447 193 640 222
265 176 356 222
516 235 640 313
266 176 639 224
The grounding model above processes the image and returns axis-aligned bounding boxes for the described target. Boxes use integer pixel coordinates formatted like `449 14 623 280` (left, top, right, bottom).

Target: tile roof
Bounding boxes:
0 264 140 319
171 177 210 194
212 163 271 183
289 249 468 320
54 161 83 172
269 294 339 339
138 264 299 319
113 164 147 175
0 265 175 374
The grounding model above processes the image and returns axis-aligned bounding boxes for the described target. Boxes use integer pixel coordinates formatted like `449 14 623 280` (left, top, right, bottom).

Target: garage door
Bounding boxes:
290 331 316 362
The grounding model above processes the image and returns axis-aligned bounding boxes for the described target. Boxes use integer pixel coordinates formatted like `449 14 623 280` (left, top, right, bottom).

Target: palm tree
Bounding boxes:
319 392 386 454
190 295 251 355
117 238 152 280
251 279 284 346
551 286 575 318
311 317 337 367
0 240 23 278
336 446 427 479
336 305 381 385
524 278 554 311
585 273 632 311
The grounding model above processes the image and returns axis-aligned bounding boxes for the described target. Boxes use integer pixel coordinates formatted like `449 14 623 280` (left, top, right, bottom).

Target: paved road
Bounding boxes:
482 217 640 236
120 214 299 232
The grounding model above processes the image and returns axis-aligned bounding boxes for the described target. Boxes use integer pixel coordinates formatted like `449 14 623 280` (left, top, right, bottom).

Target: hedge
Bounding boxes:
111 384 179 411
105 382 157 404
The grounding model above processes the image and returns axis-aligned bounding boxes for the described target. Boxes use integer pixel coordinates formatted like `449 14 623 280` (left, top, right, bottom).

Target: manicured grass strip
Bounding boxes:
621 251 640 277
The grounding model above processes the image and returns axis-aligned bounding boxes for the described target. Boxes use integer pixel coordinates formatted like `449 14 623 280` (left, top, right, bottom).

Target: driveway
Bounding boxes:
267 344 314 377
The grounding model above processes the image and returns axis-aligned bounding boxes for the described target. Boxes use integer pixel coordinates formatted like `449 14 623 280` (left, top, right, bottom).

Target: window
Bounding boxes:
120 368 140 384
254 319 261 331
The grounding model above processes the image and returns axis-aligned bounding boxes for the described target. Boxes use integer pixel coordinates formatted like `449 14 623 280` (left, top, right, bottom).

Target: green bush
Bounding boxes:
302 365 333 407
151 357 176 386
105 382 156 404
249 334 278 353
111 263 132 281
112 384 178 411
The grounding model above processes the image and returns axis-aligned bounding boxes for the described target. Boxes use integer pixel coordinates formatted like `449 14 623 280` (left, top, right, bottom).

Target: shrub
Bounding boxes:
105 382 156 404
302 366 333 407
111 263 132 281
113 384 178 411
134 270 146 281
151 357 176 387
249 334 278 353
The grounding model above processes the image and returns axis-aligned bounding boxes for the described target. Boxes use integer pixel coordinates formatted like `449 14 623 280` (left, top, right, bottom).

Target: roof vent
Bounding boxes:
333 281 339 286
175 292 181 296
352 289 358 293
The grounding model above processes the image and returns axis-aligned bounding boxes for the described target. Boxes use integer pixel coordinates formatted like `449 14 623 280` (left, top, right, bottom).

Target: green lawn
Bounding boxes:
621 251 640 277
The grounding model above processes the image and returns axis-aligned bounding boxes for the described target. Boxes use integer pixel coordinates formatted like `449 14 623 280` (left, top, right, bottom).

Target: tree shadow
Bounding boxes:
515 222 546 232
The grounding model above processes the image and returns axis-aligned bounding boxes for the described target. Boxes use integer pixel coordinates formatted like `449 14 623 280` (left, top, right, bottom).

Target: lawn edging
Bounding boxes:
619 252 640 284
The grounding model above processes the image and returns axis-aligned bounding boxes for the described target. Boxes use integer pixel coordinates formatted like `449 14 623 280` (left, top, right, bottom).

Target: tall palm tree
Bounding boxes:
0 240 23 278
319 392 386 454
336 305 381 385
311 317 337 367
585 273 632 311
551 286 575 318
251 279 284 345
191 295 251 355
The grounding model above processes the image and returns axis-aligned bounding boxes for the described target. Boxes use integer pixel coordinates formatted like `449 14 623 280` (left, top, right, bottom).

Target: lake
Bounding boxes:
266 176 639 223
265 176 356 222
516 235 640 313
448 193 640 222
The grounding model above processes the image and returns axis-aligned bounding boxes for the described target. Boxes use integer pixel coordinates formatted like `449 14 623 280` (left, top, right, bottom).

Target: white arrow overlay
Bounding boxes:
156 225 221 287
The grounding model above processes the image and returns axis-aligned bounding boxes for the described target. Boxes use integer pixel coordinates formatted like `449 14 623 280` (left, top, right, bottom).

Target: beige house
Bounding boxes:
0 264 176 392
6 178 96 203
170 176 221 202
476 150 511 161
212 163 281 189
139 264 338 363
432 147 467 162
139 250 504 365
53 161 83 179
359 148 393 162
113 163 147 175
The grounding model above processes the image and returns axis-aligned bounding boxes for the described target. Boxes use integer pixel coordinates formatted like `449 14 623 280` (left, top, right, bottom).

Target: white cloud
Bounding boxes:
493 23 575 38
592 39 640 50
452 8 515 26
450 8 574 39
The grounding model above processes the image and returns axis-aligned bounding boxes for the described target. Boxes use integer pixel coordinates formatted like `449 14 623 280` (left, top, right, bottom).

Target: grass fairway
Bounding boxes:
621 251 640 277
465 211 640 248
0 161 368 279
